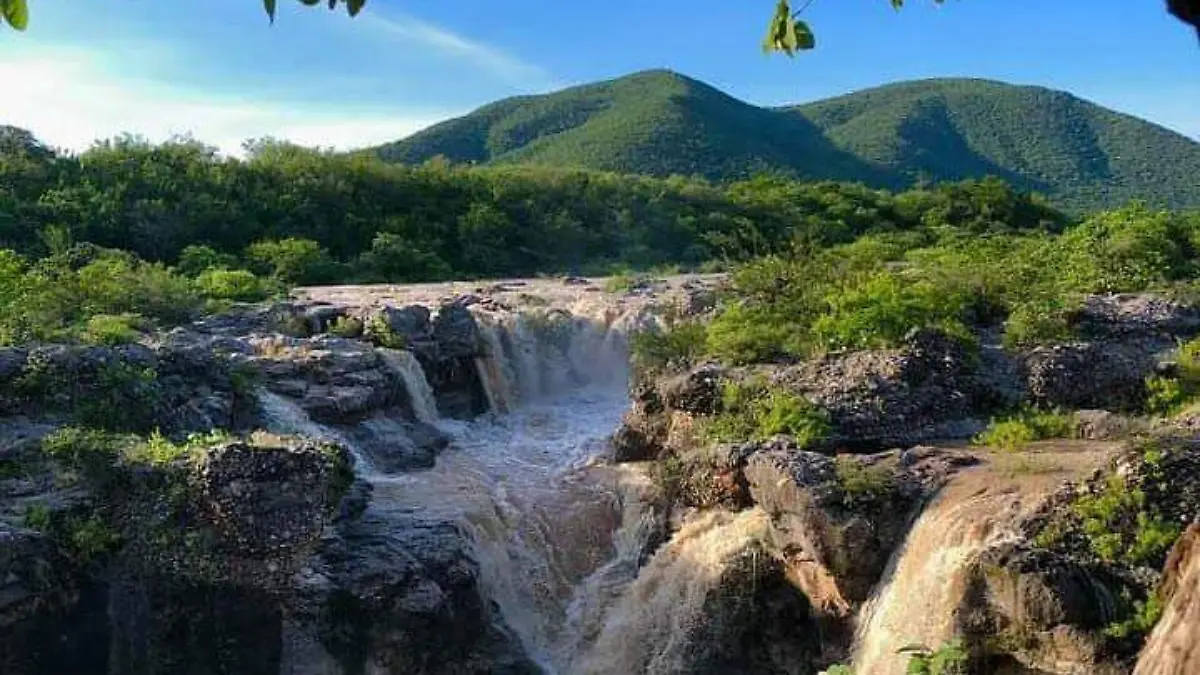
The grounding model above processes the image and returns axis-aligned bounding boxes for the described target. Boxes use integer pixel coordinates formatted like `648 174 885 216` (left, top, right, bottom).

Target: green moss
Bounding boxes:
835 457 894 507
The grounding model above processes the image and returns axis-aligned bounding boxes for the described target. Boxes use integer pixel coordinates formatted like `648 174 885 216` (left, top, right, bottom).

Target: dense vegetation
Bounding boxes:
635 202 1200 370
374 71 1200 214
1 124 1081 343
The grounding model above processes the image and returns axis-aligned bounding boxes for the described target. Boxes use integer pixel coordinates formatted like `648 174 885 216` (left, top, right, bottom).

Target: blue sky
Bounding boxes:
3 0 1198 154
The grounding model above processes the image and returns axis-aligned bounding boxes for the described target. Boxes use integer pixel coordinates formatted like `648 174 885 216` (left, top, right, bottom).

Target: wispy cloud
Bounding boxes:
363 13 560 92
0 45 455 155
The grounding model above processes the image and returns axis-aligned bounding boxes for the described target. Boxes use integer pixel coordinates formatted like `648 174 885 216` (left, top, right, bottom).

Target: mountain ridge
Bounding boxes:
373 70 1200 212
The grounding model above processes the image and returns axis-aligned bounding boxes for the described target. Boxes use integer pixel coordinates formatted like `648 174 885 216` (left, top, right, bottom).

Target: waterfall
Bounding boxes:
378 348 441 424
851 477 1039 674
474 316 518 414
572 509 772 675
255 389 377 474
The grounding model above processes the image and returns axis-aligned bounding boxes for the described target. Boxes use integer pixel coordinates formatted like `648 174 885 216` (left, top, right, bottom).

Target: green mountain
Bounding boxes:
374 70 1200 212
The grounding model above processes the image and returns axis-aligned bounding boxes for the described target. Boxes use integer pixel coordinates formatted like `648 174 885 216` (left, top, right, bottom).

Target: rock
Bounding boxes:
196 440 352 555
658 363 723 415
1076 409 1140 440
1021 341 1158 411
371 304 433 342
1135 523 1200 675
1077 294 1200 342
300 516 539 675
611 423 659 463
562 276 590 286
432 302 482 359
778 328 984 450
347 414 451 472
304 304 347 334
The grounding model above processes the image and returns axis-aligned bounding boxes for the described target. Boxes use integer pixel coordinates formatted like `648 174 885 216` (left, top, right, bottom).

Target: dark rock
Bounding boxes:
371 304 433 342
432 302 483 359
346 414 451 473
778 328 984 450
303 516 539 675
1020 341 1158 411
658 363 724 415
562 276 590 286
304 304 347 334
196 440 351 555
1077 294 1200 342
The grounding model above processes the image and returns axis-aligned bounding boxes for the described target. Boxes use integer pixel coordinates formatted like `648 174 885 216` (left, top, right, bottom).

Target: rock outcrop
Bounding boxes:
1135 523 1200 675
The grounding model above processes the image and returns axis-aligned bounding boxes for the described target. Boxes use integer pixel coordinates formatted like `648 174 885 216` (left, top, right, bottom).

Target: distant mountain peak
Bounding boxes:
373 71 1200 213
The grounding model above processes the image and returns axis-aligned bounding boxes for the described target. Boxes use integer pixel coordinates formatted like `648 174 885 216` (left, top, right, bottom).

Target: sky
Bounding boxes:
2 0 1198 156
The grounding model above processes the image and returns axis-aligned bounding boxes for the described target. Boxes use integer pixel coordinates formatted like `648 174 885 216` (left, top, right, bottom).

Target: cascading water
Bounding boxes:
259 302 662 674
851 476 1049 674
378 348 441 424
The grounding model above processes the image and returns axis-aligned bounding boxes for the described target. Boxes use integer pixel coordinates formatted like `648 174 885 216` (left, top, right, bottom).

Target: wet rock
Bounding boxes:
300 516 539 675
196 440 352 555
432 302 483 359
1020 341 1159 411
1135 523 1200 675
346 414 450 472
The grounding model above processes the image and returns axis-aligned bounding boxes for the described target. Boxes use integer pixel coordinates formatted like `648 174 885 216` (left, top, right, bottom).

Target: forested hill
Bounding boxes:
374 70 1200 213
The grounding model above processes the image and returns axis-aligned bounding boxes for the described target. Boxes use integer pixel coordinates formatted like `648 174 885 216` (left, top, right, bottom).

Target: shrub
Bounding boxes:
1144 337 1200 415
835 457 894 507
1073 473 1180 565
41 427 135 483
246 237 337 285
81 313 143 345
329 315 365 339
703 380 830 447
358 232 452 283
195 267 272 302
898 639 969 675
364 314 405 349
1003 296 1082 348
176 245 237 277
974 408 1078 452
630 321 707 375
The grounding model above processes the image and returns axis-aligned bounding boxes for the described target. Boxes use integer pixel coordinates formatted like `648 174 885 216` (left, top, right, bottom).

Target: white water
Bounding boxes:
258 304 658 673
851 479 1038 674
378 348 441 424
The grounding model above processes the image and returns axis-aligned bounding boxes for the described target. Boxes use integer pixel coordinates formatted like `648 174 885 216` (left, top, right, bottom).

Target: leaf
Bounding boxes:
793 19 815 50
762 0 793 54
297 0 322 6
263 0 277 22
2 0 28 31
346 0 367 16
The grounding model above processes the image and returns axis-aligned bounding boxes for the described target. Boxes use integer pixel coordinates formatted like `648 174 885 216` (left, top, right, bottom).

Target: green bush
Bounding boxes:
329 315 365 338
176 245 237 277
41 427 135 483
1073 473 1180 565
703 380 830 447
364 314 406 349
246 237 338 286
974 408 1078 452
630 321 707 375
898 639 969 675
195 267 272 302
81 313 143 345
1144 337 1200 415
835 457 894 506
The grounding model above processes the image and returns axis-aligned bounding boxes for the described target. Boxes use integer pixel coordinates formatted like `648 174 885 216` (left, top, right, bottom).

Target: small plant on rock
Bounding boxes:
703 379 830 446
898 639 969 675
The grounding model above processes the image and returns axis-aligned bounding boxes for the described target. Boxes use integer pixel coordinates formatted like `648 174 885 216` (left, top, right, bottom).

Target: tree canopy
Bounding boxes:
3 1 1197 42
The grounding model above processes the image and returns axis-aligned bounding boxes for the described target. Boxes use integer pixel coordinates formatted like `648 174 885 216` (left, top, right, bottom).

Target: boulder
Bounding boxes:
432 302 483 359
370 304 433 343
296 516 539 675
778 328 984 449
658 363 724 415
346 414 450 472
1077 294 1200 342
195 440 352 555
1135 523 1200 675
1020 341 1159 411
